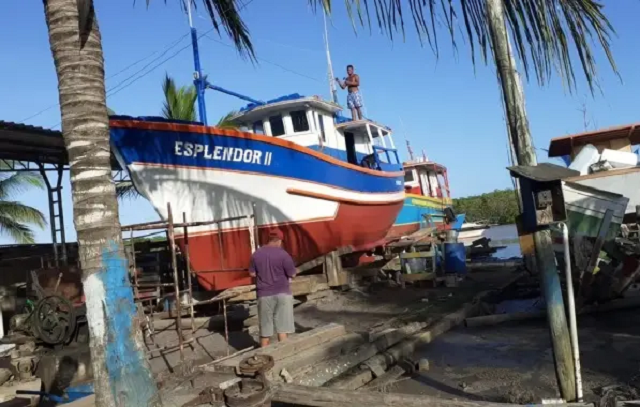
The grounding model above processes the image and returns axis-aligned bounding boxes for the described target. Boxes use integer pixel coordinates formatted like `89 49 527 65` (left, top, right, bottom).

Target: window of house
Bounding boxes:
290 110 310 133
252 120 264 135
404 170 415 183
269 115 285 136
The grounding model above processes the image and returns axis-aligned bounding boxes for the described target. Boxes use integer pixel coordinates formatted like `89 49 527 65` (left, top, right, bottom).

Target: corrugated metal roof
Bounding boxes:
0 120 62 137
548 123 640 157
507 163 579 182
0 120 67 165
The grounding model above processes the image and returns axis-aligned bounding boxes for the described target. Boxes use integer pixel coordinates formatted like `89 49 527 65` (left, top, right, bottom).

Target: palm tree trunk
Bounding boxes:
485 0 577 401
43 1 158 406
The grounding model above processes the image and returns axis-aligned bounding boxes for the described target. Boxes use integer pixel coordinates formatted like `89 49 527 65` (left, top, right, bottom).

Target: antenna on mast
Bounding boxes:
400 118 414 161
322 10 339 104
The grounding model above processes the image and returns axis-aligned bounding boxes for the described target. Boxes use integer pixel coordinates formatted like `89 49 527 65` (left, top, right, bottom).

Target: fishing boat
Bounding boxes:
548 123 640 217
110 95 404 291
386 156 459 240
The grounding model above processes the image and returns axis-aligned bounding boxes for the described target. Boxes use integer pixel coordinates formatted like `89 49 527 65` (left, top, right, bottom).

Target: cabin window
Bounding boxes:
290 110 310 133
316 113 326 142
252 120 264 135
269 115 285 136
404 170 415 183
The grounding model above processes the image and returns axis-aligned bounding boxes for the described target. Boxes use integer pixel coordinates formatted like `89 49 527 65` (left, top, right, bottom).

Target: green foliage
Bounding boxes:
216 110 239 129
453 189 520 225
0 166 46 243
162 74 198 121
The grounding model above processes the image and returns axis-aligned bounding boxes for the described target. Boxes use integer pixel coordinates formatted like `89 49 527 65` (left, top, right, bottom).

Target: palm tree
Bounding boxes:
162 74 198 121
115 75 237 200
41 0 616 405
0 168 46 244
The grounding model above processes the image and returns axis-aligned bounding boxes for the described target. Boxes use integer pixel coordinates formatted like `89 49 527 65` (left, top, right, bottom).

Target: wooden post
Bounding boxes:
486 0 576 400
534 230 576 400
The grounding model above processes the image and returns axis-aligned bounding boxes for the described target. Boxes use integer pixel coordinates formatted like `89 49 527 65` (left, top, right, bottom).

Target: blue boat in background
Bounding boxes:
386 157 463 240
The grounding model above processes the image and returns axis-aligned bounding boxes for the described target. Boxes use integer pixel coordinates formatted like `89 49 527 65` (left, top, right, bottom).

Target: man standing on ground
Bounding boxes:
336 64 363 120
249 229 296 347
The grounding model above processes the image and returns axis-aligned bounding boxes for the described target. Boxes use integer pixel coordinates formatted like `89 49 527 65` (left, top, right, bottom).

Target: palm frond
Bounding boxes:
309 0 616 92
116 181 141 201
162 74 198 121
216 111 239 129
0 201 46 244
145 1 254 58
0 215 37 244
0 172 44 200
0 201 46 228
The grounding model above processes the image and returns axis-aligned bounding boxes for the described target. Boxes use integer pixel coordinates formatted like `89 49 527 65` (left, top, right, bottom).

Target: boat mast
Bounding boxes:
187 0 208 125
322 11 339 104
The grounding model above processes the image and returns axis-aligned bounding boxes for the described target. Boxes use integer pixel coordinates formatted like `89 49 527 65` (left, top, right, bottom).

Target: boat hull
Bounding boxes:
110 118 405 291
387 194 452 239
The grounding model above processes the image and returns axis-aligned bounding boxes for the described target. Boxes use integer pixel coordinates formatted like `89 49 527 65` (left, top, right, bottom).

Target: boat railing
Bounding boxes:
372 145 401 172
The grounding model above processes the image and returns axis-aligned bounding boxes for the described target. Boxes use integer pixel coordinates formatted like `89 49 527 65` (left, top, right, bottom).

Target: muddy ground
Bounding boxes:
391 303 640 403
148 267 640 405
147 268 520 373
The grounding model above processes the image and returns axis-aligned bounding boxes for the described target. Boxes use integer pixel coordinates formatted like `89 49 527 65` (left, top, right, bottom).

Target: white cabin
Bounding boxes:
230 95 401 172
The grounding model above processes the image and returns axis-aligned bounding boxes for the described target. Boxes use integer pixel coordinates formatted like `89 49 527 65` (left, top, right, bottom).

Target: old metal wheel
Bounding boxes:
32 295 77 345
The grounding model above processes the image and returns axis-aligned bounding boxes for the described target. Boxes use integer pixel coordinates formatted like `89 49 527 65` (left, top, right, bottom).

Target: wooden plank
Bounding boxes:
325 251 342 287
273 384 593 407
363 365 406 390
400 251 434 259
299 247 353 276
216 323 347 368
295 321 428 387
270 333 366 382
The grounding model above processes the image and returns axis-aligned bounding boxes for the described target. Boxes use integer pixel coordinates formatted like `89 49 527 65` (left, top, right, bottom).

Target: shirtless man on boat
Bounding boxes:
336 64 363 120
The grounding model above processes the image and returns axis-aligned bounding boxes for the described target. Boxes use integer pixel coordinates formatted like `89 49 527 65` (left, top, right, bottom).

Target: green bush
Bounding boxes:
453 189 520 225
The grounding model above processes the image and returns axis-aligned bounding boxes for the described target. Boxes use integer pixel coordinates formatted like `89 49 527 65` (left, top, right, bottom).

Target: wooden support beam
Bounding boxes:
229 275 329 302
535 229 576 401
273 384 594 407
363 365 406 390
215 323 346 369
271 333 366 382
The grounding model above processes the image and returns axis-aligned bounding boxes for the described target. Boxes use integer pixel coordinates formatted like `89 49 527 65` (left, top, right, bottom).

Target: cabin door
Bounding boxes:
344 132 358 165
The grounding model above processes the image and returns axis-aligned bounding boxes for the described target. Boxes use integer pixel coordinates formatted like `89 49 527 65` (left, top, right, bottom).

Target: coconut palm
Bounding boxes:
115 75 237 200
41 0 617 405
0 168 46 244
162 74 198 121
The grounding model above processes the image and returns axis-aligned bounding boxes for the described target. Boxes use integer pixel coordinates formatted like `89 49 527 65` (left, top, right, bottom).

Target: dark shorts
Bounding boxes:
257 294 295 337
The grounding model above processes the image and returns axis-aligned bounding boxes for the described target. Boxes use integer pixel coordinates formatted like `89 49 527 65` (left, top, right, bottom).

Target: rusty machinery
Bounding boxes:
182 354 275 407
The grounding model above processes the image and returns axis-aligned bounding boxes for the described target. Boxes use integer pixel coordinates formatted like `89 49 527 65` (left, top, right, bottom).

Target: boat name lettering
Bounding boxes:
174 142 273 166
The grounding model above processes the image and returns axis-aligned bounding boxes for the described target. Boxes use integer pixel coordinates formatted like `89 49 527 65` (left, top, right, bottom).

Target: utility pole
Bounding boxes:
486 0 577 401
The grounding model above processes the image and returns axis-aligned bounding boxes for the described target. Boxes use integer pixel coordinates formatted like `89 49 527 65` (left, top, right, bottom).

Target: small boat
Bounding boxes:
386 158 459 240
458 221 492 241
110 95 405 291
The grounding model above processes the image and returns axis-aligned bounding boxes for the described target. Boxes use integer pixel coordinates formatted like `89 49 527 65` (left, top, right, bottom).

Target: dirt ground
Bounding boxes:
389 304 640 404
147 268 521 373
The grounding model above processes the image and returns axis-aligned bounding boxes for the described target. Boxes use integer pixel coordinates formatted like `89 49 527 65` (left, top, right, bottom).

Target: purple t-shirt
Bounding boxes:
249 246 296 297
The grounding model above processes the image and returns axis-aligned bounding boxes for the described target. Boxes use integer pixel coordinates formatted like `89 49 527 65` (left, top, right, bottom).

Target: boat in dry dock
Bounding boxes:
110 95 404 291
386 157 459 240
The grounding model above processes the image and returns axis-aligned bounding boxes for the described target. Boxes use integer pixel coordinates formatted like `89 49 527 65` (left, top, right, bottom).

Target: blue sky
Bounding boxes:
1 0 638 244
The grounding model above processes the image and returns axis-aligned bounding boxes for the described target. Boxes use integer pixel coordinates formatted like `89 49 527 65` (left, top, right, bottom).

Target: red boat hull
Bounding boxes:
177 200 404 291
